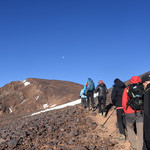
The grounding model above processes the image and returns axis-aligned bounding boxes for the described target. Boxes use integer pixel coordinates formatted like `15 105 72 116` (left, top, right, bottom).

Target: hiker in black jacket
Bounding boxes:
111 78 126 141
95 80 108 117
141 73 150 150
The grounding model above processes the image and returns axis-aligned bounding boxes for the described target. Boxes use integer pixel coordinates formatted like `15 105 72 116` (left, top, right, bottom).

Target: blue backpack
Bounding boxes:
85 78 95 93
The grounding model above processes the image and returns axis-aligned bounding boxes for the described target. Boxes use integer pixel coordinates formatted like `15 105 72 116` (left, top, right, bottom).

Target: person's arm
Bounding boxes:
111 88 117 105
105 85 108 94
95 85 99 93
93 83 96 91
80 89 83 97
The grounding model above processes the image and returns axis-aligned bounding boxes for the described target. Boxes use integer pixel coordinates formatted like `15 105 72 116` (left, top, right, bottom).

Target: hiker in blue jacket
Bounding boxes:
84 78 95 111
80 86 87 108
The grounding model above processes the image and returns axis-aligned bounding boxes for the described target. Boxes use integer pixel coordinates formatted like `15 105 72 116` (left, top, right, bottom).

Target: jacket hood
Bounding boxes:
130 76 141 84
114 79 125 88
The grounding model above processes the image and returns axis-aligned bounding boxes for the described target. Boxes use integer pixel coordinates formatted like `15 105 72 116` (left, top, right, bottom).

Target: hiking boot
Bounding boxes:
103 112 106 118
99 113 102 116
91 108 95 111
115 134 126 141
86 107 89 111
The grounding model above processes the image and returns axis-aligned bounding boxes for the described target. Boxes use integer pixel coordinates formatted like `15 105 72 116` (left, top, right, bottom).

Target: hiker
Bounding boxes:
80 86 87 108
95 80 108 117
122 76 144 150
141 73 150 150
111 78 126 141
84 78 95 111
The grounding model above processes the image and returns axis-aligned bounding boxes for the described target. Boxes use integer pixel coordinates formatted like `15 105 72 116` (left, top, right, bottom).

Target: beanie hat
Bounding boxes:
130 76 141 84
114 78 120 83
99 80 103 84
141 73 150 83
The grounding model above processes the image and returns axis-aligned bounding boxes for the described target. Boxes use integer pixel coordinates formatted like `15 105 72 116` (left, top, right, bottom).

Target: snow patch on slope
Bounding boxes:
35 96 39 100
31 99 81 116
30 92 98 116
22 80 30 86
43 104 49 109
21 100 26 104
51 104 56 108
9 108 12 113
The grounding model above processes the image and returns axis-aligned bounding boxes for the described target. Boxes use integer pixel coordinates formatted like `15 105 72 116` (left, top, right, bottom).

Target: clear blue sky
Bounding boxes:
0 0 150 88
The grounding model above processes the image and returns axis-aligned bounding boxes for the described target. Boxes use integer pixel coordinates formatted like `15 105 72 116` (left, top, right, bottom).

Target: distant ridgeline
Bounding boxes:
0 78 83 115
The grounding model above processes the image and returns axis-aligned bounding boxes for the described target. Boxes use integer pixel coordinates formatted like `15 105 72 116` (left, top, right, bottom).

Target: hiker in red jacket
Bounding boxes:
122 76 144 150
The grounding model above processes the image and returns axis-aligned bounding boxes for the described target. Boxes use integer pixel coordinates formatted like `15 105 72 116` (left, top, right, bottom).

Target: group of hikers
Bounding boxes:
80 73 150 150
80 79 108 116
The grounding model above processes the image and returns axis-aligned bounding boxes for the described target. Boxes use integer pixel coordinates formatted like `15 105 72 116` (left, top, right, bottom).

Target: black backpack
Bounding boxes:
126 83 145 112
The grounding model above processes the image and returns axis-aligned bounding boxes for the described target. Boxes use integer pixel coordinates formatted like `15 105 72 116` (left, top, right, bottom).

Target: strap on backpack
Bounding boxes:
126 86 130 110
126 86 137 114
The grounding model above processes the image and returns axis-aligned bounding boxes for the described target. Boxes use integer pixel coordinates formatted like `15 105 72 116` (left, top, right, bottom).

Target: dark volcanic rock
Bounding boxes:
0 105 118 150
1 71 149 149
91 122 98 130
8 138 18 149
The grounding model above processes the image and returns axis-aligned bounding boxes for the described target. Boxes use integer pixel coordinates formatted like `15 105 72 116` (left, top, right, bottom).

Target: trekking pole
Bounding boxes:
101 107 116 128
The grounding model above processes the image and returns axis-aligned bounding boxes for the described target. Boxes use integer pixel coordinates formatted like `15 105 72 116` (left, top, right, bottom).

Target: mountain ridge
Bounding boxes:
1 71 150 116
0 78 83 115
0 71 150 149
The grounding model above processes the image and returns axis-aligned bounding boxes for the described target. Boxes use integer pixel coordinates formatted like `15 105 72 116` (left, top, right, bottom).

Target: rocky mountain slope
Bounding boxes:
0 78 83 115
1 71 149 116
0 71 149 150
0 104 130 150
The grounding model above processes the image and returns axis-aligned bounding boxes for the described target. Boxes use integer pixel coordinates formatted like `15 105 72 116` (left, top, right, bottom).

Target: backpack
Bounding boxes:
84 78 95 95
126 83 145 112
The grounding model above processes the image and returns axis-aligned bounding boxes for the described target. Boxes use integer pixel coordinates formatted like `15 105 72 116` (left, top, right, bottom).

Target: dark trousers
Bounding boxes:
87 91 94 109
97 96 106 114
143 141 148 150
81 98 86 108
116 109 126 135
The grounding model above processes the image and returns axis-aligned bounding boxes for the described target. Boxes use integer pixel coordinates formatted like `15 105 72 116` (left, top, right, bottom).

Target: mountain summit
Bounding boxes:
0 78 83 115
